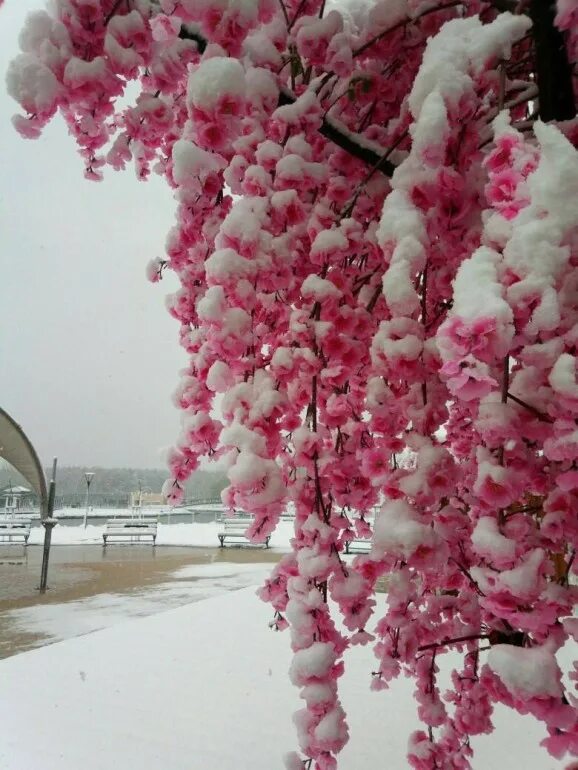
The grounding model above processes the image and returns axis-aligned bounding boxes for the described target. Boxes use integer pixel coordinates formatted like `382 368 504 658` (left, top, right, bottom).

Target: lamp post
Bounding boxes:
83 471 95 528
136 483 152 520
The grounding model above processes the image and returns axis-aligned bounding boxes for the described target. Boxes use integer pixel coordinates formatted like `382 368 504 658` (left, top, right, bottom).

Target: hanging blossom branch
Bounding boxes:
6 2 578 770
179 26 398 176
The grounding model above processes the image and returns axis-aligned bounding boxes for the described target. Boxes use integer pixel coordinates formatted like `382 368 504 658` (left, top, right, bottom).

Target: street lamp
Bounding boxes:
83 471 95 528
135 482 152 520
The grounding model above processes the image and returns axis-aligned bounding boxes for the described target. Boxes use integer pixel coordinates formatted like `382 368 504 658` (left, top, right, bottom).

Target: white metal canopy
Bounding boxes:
0 407 48 517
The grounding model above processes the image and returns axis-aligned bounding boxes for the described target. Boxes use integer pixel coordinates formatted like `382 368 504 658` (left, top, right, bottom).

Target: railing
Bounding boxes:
54 494 131 509
55 494 223 509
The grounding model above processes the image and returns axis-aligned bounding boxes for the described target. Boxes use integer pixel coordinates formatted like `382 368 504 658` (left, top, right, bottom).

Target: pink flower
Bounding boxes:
150 14 181 42
438 315 502 361
485 133 522 173
441 358 497 401
361 448 390 479
486 168 522 205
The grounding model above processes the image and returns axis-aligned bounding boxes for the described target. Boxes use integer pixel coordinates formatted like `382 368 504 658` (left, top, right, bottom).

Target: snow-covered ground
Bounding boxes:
26 517 297 550
0 563 567 770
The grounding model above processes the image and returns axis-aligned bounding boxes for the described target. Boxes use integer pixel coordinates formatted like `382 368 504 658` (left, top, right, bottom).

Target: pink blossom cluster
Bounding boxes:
7 0 578 768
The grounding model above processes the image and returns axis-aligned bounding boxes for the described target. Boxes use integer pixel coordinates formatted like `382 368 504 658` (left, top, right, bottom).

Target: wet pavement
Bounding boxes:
0 545 281 658
0 543 388 661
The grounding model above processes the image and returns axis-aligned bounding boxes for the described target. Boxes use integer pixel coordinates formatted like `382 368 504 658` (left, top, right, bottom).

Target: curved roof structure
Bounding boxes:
0 407 48 517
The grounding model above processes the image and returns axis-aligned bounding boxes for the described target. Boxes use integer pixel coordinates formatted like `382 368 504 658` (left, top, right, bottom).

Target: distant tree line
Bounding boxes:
0 463 227 507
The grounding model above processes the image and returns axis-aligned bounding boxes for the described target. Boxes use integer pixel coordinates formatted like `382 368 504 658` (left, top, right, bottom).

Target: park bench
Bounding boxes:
344 511 378 554
218 517 270 548
103 517 157 546
0 518 31 545
344 537 372 555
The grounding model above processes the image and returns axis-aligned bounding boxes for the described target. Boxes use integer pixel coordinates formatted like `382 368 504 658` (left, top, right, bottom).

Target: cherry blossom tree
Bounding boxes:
6 0 578 766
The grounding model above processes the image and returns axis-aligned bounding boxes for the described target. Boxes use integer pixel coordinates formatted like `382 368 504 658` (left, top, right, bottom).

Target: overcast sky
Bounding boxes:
0 0 187 469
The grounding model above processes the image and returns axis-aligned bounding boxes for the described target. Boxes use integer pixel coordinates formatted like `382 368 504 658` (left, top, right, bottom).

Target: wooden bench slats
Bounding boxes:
0 523 31 528
103 519 157 545
218 518 270 548
0 519 31 545
105 520 158 529
106 527 157 535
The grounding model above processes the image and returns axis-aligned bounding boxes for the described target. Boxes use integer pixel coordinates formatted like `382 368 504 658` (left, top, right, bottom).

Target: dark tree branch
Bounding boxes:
179 24 208 54
320 117 396 176
487 0 518 12
279 89 396 175
487 0 576 121
528 0 576 121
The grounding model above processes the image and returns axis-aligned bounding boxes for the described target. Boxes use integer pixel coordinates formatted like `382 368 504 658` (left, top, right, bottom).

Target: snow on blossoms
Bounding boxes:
7 0 578 768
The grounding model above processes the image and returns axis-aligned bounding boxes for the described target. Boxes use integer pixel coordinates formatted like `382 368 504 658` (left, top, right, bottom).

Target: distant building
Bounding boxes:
0 485 36 513
130 491 166 509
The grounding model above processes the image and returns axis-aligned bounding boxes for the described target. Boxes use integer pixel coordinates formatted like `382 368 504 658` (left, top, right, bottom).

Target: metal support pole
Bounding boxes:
39 457 58 594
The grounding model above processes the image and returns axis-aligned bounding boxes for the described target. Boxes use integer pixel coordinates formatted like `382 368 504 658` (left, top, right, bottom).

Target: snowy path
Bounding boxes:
0 585 563 770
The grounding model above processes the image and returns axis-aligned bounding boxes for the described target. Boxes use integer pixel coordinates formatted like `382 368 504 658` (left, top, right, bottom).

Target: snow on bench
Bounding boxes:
218 517 270 548
0 519 31 545
103 518 157 546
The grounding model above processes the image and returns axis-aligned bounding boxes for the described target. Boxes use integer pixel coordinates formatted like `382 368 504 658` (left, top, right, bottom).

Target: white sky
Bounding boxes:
0 0 187 469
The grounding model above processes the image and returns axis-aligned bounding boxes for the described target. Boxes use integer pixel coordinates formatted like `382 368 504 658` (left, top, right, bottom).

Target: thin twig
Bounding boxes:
104 0 126 25
278 0 290 26
498 354 509 467
365 284 382 313
498 62 507 110
507 392 553 423
341 130 408 218
450 558 485 596
418 633 488 652
288 0 308 31
353 0 462 58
